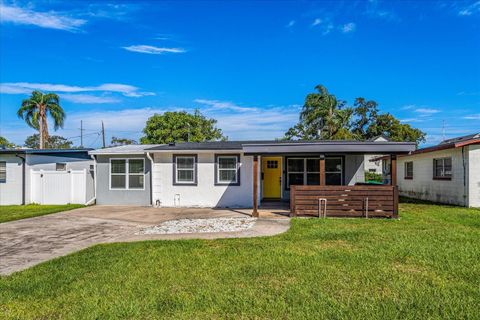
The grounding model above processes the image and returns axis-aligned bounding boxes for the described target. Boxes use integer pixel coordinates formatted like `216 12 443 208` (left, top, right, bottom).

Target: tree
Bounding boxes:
140 110 226 144
365 113 425 143
284 85 355 140
284 85 426 145
24 134 73 149
351 97 378 139
111 136 137 146
0 136 15 148
17 91 65 149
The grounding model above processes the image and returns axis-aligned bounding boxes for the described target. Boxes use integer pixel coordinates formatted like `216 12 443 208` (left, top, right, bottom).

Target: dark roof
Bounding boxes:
147 140 416 154
439 133 480 145
0 148 93 155
410 132 480 155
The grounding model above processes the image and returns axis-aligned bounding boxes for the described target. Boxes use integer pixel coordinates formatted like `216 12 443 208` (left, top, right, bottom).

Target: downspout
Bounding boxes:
146 152 155 206
462 146 467 207
15 153 26 205
85 154 97 205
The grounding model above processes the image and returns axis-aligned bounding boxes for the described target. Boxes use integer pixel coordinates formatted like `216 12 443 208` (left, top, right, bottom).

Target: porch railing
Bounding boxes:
290 185 399 218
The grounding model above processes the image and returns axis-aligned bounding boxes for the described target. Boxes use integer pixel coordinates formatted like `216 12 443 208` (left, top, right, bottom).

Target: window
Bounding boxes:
369 168 377 173
56 163 66 171
215 154 240 185
404 161 413 179
325 157 343 185
174 155 197 185
266 160 278 169
110 159 145 190
433 157 452 179
0 161 6 183
286 158 325 188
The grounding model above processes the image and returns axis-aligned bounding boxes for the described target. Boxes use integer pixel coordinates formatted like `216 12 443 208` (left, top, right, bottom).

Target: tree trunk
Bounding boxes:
38 104 46 149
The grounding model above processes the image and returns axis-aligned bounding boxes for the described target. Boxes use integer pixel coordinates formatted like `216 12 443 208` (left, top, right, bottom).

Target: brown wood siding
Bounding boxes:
290 185 398 218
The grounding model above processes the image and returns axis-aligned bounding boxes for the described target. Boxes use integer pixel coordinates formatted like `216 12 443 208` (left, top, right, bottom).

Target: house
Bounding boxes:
0 148 94 205
89 140 415 217
396 133 480 207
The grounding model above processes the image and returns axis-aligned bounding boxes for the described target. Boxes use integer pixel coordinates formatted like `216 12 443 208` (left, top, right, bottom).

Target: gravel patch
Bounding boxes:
138 217 257 235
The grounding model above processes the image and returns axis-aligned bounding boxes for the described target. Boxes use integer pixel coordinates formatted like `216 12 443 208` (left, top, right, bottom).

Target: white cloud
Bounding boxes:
341 22 356 33
415 108 440 115
60 94 121 104
0 82 155 97
401 104 416 110
311 18 322 26
400 118 425 123
123 45 186 54
0 3 86 32
463 114 480 120
322 23 334 35
194 99 257 112
459 1 480 16
286 20 295 28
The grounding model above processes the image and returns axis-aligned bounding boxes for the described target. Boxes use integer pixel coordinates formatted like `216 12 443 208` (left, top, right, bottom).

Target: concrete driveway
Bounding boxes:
0 206 290 275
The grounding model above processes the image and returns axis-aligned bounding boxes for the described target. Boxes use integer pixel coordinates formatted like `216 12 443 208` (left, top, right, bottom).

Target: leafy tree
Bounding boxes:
351 97 378 139
17 91 65 149
365 113 425 143
0 136 15 148
285 85 426 145
140 110 226 144
111 136 137 146
284 85 355 140
24 134 73 149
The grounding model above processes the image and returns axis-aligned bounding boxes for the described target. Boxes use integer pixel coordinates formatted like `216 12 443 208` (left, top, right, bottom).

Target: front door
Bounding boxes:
262 157 282 199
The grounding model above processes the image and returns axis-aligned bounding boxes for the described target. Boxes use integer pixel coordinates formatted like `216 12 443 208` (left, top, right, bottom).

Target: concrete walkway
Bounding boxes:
0 206 290 275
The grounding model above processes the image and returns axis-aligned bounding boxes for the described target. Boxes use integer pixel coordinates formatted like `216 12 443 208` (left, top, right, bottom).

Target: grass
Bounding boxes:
0 204 85 223
0 202 479 319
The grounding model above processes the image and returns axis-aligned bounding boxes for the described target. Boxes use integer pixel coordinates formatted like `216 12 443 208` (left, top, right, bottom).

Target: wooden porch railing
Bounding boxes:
290 185 399 218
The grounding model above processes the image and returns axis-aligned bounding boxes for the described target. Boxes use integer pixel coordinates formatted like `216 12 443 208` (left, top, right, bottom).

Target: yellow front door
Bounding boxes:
262 157 282 199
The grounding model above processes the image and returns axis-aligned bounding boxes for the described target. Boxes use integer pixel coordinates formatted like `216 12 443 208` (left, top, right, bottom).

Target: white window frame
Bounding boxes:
0 161 6 183
109 158 145 190
174 155 197 185
216 155 240 185
433 157 452 179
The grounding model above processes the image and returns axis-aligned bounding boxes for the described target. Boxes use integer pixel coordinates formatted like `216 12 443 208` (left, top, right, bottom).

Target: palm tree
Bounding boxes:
17 91 65 149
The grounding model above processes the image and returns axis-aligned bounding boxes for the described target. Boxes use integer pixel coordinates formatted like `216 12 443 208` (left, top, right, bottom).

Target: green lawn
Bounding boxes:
0 204 85 223
0 203 479 319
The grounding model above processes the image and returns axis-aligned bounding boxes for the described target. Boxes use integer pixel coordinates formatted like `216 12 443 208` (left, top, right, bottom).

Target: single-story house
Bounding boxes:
0 148 94 205
89 140 415 217
395 133 480 207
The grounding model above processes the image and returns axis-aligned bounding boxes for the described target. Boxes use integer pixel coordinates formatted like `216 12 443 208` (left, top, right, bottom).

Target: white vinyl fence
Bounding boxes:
31 169 87 205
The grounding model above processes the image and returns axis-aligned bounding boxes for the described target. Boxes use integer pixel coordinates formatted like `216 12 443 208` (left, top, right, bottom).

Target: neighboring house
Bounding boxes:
0 149 94 205
396 133 480 207
364 155 383 174
89 140 415 216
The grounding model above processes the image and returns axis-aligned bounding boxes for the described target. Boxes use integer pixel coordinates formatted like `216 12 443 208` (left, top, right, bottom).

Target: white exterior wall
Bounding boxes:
397 148 468 206
0 154 23 205
152 151 257 208
364 155 382 173
467 145 480 207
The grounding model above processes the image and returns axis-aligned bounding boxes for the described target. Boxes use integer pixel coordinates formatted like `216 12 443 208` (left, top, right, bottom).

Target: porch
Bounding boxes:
249 149 400 218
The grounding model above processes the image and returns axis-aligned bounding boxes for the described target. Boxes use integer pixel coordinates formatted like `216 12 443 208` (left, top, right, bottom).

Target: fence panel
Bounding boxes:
31 169 87 205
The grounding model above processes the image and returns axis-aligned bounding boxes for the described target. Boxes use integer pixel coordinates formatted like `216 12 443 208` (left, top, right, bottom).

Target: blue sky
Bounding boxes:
0 0 479 148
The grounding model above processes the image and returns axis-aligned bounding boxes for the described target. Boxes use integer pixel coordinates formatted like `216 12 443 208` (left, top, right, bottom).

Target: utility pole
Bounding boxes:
101 121 106 148
80 120 84 148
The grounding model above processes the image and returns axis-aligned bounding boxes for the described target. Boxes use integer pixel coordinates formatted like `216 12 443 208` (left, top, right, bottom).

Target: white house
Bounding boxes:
396 133 480 207
0 149 94 205
89 139 415 218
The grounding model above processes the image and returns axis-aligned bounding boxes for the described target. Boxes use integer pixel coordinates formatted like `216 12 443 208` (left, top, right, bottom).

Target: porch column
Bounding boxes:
252 155 259 217
319 155 325 185
390 155 397 186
